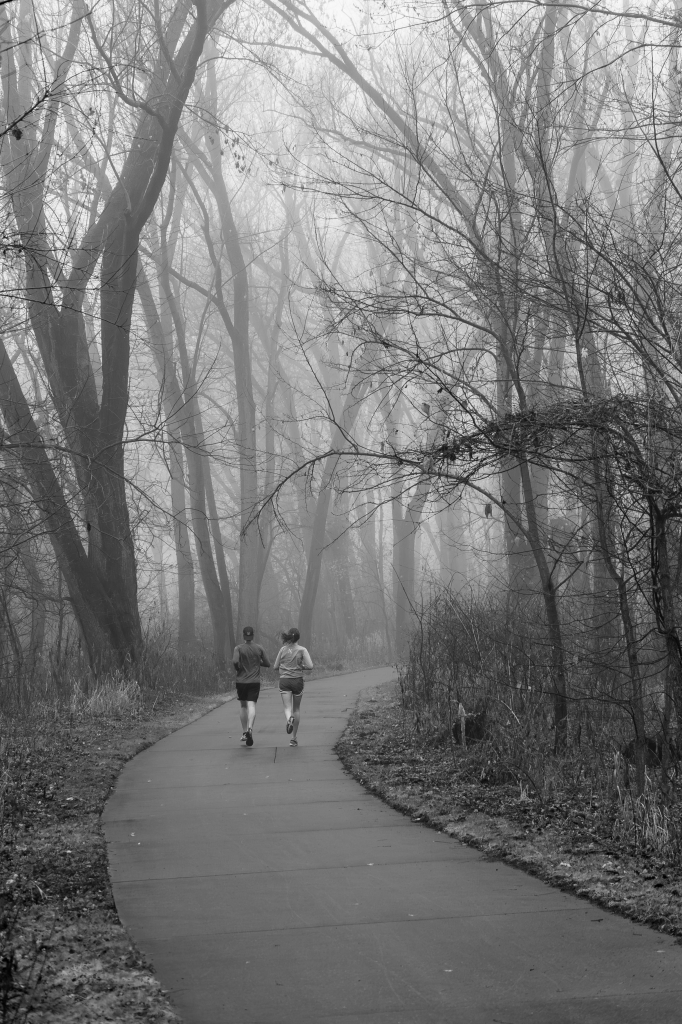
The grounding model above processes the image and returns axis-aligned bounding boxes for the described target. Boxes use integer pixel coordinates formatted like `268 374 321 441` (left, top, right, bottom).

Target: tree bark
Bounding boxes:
298 375 371 644
393 481 431 661
142 263 228 670
650 504 682 739
138 267 196 650
198 406 236 654
0 341 126 668
0 0 227 664
517 457 568 749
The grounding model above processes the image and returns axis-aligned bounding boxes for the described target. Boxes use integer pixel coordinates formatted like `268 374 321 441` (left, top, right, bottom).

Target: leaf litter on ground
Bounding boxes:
0 690 229 1023
334 683 682 938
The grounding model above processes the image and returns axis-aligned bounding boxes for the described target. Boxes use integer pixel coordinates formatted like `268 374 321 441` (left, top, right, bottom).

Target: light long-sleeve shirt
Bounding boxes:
273 643 313 679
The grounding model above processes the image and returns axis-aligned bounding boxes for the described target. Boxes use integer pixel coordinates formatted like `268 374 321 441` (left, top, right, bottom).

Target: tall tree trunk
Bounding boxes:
439 503 467 593
198 406 236 654
359 489 391 654
377 498 393 658
0 0 223 664
650 505 682 738
170 441 197 653
138 268 197 650
20 535 46 673
298 357 374 644
0 341 126 668
155 535 169 622
287 391 316 560
160 286 227 670
393 482 431 661
250 253 287 616
190 65 260 633
139 265 227 668
327 484 356 644
518 457 568 749
299 461 338 645
592 458 646 793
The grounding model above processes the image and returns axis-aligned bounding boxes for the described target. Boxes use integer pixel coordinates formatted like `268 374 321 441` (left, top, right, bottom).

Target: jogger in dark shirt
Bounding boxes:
232 627 270 747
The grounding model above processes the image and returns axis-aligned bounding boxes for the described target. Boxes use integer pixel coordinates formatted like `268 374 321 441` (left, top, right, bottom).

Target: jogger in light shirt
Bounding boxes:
274 628 313 746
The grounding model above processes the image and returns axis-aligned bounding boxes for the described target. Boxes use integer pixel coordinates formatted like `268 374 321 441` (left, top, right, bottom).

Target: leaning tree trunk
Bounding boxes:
0 0 228 666
0 341 128 667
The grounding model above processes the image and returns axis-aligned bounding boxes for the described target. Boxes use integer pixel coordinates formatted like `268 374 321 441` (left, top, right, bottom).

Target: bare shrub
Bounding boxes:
399 588 682 864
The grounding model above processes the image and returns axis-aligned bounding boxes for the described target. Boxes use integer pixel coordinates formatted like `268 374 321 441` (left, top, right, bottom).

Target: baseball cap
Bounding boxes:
243 626 254 637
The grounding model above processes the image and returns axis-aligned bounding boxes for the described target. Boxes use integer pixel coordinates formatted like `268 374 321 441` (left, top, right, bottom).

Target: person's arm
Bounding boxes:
260 647 271 668
273 647 282 671
300 647 314 671
232 646 242 673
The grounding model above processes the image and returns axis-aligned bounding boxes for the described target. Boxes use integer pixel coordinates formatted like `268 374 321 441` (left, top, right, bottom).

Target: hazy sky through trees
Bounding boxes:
2 1 682 766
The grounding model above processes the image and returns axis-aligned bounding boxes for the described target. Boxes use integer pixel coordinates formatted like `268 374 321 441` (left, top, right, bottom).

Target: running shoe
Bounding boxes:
240 732 247 743
286 716 294 734
245 729 254 747
289 738 298 746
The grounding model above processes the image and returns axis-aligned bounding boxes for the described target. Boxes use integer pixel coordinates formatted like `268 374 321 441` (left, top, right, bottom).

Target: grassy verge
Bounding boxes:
0 683 230 1023
335 682 682 938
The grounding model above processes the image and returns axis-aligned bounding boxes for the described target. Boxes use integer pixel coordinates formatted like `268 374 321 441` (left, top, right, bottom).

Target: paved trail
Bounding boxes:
104 668 682 1023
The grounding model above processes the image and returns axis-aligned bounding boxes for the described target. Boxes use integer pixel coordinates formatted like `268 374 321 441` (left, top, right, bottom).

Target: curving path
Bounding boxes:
104 668 682 1024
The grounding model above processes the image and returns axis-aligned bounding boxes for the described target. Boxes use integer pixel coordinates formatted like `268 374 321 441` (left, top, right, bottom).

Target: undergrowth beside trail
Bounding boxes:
0 650 372 1023
0 673 229 1023
335 683 682 938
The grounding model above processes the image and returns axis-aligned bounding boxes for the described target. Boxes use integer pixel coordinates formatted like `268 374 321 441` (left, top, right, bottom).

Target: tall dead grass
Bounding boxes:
400 591 682 865
613 773 682 861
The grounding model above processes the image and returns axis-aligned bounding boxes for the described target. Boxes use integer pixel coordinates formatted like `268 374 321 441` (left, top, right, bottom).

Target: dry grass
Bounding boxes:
614 775 682 863
336 683 682 937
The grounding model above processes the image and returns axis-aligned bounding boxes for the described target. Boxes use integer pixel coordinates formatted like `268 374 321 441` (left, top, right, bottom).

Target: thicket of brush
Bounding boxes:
0 618 224 712
399 592 682 866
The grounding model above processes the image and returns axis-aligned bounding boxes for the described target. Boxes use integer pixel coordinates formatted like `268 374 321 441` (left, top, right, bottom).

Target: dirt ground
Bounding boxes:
0 690 231 1023
335 683 682 939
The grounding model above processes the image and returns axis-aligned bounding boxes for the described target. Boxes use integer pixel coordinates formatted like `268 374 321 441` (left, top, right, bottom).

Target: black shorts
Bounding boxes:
236 682 261 703
279 677 304 696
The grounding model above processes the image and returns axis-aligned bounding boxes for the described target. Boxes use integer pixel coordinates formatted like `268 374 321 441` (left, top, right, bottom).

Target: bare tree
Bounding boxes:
0 0 232 667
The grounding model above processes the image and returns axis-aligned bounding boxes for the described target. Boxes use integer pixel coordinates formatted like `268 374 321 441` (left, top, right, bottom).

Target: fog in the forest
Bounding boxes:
3 0 682 788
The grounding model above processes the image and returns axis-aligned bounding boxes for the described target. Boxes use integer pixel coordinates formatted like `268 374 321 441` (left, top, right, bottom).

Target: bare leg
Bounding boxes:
240 701 248 732
246 700 257 731
280 689 293 724
291 693 303 740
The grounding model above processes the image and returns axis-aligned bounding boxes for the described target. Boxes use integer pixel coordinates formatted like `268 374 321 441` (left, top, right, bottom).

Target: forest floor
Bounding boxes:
0 687 230 1024
0 664 368 1023
335 682 682 939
